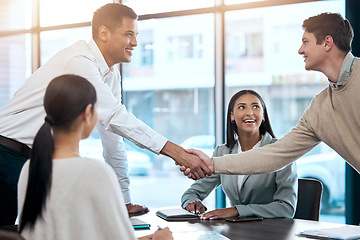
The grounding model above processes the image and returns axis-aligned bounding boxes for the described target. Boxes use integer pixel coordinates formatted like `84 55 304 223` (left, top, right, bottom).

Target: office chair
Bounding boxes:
0 225 24 240
0 230 24 240
294 178 323 221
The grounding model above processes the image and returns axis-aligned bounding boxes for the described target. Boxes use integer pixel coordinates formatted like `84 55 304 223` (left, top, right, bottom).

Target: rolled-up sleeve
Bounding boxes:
63 56 167 154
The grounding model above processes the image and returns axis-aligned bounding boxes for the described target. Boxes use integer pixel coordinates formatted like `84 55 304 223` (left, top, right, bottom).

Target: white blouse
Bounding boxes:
237 137 262 192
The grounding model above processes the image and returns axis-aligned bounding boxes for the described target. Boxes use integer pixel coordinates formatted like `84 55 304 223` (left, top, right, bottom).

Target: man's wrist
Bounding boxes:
209 157 215 173
160 141 178 158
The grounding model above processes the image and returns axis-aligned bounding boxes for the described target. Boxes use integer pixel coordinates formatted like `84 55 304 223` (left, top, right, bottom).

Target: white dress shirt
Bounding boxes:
0 39 168 203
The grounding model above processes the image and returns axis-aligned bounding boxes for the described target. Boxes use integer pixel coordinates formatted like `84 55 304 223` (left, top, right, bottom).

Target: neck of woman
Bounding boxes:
52 130 81 159
238 132 261 152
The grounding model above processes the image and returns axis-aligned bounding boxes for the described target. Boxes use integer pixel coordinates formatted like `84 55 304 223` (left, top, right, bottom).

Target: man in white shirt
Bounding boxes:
0 3 211 225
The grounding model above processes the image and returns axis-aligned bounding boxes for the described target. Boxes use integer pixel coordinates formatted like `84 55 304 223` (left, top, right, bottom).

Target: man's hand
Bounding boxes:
179 148 214 179
126 203 149 216
200 207 238 220
185 201 206 214
160 141 212 179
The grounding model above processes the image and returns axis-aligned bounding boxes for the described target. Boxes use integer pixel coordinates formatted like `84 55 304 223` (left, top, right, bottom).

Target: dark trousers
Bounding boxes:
0 145 28 226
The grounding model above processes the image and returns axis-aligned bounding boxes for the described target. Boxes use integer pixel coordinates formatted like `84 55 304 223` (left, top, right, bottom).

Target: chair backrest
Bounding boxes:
0 230 25 240
294 178 323 221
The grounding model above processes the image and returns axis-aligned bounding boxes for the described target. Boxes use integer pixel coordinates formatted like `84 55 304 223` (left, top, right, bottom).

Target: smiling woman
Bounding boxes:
181 89 298 220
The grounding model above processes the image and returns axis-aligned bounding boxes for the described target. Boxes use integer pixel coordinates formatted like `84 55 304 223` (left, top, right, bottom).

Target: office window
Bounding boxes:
0 0 348 224
39 0 110 27
122 0 215 15
167 34 203 60
0 34 31 108
225 0 265 4
40 27 91 64
0 0 31 30
141 42 154 66
225 0 345 223
226 16 263 73
122 14 216 209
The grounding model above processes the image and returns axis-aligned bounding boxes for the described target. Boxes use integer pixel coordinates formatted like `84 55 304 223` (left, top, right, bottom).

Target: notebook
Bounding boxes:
173 230 230 240
156 207 200 221
297 225 360 240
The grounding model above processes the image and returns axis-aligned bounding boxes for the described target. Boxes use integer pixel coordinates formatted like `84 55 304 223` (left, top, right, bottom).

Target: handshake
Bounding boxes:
176 148 215 180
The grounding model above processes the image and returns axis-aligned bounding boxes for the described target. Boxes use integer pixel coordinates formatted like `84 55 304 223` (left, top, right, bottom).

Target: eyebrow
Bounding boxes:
125 30 138 35
236 102 260 106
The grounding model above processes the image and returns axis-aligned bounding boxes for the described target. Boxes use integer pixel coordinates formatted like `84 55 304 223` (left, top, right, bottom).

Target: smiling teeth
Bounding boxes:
244 120 255 123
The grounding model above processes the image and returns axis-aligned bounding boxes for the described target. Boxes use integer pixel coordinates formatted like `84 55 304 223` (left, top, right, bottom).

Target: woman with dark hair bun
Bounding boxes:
17 74 172 240
181 90 298 219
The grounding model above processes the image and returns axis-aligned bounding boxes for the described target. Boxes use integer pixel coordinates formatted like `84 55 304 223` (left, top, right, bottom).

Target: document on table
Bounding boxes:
173 230 230 240
297 225 360 240
156 207 200 221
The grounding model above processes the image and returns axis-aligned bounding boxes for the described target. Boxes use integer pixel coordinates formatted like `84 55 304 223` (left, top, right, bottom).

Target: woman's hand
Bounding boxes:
185 201 206 214
138 227 173 240
153 227 173 240
200 207 238 220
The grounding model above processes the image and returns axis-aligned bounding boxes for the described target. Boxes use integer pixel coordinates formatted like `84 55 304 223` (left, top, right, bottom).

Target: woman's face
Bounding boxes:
230 93 264 136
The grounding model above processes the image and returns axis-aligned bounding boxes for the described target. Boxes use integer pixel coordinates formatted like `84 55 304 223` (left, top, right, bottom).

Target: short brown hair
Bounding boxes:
302 12 353 53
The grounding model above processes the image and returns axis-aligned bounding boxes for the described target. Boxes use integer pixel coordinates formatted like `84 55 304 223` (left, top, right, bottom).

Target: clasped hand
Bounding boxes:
179 149 214 180
161 142 213 180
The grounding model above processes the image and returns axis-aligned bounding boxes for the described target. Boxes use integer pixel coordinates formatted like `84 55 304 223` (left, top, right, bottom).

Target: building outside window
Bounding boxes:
0 0 347 224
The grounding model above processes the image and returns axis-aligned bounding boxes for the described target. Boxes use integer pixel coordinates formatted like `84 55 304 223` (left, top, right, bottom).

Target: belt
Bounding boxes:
0 135 31 158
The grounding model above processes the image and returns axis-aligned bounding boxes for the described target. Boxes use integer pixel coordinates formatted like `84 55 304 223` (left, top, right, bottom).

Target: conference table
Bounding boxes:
132 207 355 240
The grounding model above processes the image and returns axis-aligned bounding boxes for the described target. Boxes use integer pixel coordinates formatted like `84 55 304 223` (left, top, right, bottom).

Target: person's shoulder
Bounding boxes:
307 82 332 105
69 40 90 50
51 40 88 56
261 132 277 146
214 143 228 150
70 40 96 59
80 157 118 180
77 157 111 171
213 144 232 156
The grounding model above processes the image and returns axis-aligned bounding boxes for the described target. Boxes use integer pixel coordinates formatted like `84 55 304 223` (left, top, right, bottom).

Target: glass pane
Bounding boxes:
0 0 31 30
0 34 31 108
40 27 91 65
225 0 266 4
122 0 215 15
39 0 111 27
122 14 216 208
225 0 345 223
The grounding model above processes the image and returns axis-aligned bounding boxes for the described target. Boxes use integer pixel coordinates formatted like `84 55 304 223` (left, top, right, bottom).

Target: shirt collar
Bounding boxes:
329 52 356 88
88 39 113 76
